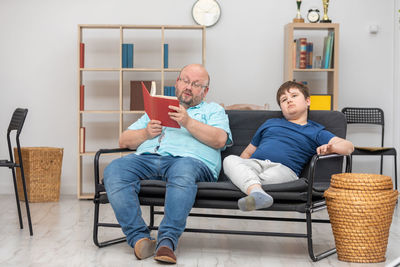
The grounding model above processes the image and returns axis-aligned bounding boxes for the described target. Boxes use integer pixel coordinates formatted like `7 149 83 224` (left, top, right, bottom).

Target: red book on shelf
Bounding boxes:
80 85 84 111
141 82 180 128
80 127 86 153
299 38 307 69
80 43 85 68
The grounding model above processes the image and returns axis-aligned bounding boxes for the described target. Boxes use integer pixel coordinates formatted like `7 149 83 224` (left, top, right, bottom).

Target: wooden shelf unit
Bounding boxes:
77 24 206 199
284 23 339 110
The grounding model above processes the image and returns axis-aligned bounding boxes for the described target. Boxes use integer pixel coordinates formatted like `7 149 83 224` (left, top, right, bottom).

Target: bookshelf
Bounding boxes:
284 23 339 110
77 24 206 199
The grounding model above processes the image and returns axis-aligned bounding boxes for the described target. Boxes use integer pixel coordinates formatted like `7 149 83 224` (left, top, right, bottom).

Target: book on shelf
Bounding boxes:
130 81 152 110
164 86 176 96
292 40 297 69
299 38 307 69
327 31 334 68
128 44 134 68
310 95 332 110
142 82 180 128
306 42 313 69
80 85 84 111
122 43 134 68
80 127 86 153
80 43 85 68
164 44 168 68
322 31 334 69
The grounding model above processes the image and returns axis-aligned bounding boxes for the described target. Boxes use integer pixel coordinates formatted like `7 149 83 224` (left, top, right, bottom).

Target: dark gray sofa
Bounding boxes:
93 110 350 261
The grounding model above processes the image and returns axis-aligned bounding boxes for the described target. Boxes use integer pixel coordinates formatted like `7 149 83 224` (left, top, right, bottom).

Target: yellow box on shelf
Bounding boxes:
310 95 332 110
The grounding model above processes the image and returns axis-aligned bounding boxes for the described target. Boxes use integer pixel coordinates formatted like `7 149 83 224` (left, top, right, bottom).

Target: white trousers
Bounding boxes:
223 155 299 194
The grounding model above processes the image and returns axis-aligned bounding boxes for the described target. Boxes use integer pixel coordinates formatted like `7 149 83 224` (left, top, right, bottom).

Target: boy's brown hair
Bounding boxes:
276 81 310 106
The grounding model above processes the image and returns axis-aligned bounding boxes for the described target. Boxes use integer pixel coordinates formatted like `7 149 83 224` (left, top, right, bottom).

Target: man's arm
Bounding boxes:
240 143 257 159
168 105 228 149
119 120 162 149
317 136 354 156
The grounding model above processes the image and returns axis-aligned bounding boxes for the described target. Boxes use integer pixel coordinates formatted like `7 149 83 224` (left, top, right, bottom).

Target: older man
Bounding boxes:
104 64 232 264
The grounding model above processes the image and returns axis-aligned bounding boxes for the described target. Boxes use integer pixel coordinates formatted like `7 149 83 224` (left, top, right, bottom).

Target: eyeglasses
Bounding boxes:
178 78 208 90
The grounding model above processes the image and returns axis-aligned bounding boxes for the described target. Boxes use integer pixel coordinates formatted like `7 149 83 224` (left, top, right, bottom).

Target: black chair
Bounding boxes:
342 107 398 190
0 108 32 235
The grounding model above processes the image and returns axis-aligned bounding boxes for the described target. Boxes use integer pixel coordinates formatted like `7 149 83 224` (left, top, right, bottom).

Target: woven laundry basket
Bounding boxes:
324 173 398 263
14 147 63 202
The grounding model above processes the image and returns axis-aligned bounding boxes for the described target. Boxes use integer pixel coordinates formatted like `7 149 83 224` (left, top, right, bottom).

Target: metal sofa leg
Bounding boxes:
306 209 336 261
93 200 126 247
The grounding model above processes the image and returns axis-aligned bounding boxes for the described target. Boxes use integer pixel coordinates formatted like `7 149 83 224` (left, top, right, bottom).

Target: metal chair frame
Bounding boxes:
342 107 398 190
0 108 32 235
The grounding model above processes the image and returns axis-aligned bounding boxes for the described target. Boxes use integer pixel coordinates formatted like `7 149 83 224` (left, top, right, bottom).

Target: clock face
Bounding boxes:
192 0 221 27
307 9 320 23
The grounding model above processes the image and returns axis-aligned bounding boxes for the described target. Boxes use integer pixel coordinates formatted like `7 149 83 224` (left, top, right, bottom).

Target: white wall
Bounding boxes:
0 0 397 195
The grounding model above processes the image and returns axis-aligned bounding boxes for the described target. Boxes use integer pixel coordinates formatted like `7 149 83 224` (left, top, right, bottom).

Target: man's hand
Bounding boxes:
317 143 334 155
146 120 162 139
168 105 191 127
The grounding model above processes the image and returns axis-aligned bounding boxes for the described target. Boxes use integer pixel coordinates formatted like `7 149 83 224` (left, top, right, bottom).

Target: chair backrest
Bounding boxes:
8 108 28 136
341 107 384 147
6 108 28 163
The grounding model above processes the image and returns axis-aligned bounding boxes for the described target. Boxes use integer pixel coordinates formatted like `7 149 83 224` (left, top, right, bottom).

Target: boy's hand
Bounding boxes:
146 120 162 139
317 143 333 155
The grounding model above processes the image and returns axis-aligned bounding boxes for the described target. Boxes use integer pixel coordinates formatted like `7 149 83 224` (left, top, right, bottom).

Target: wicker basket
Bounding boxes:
324 173 398 263
14 147 63 202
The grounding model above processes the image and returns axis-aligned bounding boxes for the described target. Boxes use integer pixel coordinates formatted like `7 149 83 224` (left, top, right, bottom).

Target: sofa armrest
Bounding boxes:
94 148 134 194
306 153 351 206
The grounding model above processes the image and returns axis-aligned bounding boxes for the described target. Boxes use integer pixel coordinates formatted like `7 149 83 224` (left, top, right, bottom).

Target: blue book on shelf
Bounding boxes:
164 86 169 96
122 44 127 68
321 36 328 69
171 86 175 96
324 32 334 69
327 32 334 68
164 44 168 68
127 44 134 68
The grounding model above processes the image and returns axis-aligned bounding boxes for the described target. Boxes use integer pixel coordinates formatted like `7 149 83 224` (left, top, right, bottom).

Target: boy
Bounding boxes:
223 81 354 211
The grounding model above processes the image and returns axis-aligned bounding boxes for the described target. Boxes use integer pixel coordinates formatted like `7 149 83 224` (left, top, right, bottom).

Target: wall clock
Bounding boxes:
192 0 221 27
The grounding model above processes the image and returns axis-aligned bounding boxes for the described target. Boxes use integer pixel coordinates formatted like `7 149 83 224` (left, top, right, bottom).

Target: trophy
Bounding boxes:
293 0 304 23
320 0 332 23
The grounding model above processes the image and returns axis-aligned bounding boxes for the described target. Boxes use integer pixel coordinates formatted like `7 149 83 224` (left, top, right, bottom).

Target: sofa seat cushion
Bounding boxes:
137 178 325 201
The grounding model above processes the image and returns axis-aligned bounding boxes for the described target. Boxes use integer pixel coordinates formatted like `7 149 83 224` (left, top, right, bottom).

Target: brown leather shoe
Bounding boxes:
134 238 156 260
154 246 177 264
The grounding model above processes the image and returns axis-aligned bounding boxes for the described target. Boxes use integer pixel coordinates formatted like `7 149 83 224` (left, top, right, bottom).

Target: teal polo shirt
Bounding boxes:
128 101 232 180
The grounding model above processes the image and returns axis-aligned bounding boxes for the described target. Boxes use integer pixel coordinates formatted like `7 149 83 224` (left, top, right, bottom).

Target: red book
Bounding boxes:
299 38 307 69
80 85 84 111
141 82 180 128
80 43 85 68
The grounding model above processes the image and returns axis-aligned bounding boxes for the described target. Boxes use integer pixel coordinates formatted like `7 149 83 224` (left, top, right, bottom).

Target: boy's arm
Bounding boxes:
317 136 354 156
240 143 257 159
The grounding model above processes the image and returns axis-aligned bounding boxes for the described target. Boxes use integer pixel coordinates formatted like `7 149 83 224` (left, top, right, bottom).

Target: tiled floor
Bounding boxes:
0 195 399 267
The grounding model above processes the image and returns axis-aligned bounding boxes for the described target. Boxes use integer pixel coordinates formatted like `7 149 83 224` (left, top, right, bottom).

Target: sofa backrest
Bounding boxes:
219 110 347 183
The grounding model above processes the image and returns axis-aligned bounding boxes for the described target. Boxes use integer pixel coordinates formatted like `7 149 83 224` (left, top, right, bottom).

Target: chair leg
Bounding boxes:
19 168 33 236
93 200 101 247
380 155 383 175
306 209 336 261
149 205 155 229
10 168 23 229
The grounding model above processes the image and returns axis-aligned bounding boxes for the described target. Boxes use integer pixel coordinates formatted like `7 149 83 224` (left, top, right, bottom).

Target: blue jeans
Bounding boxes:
103 153 214 250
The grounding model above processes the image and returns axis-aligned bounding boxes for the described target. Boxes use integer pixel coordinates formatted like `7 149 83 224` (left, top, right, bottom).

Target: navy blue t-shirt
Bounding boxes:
250 118 335 176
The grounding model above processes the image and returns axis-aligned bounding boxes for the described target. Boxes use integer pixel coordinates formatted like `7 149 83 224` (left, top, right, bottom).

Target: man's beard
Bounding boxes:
178 90 203 107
